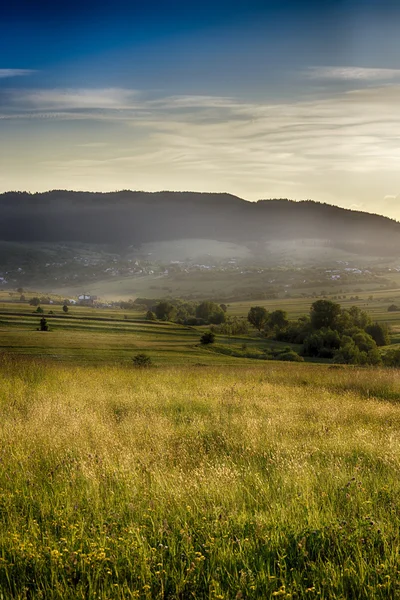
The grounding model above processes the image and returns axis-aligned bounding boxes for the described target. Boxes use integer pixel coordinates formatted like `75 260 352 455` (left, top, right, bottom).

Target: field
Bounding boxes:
1 359 400 599
2 289 400 366
0 303 265 365
2 294 400 598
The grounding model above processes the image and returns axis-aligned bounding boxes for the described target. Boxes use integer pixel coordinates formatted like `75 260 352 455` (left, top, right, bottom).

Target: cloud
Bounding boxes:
9 88 140 111
0 69 36 79
2 82 400 213
77 142 109 148
306 66 400 81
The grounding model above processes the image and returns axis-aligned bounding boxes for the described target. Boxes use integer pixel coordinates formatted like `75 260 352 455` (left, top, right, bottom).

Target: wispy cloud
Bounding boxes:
306 66 400 81
0 69 36 79
77 142 110 148
1 81 400 214
8 88 139 111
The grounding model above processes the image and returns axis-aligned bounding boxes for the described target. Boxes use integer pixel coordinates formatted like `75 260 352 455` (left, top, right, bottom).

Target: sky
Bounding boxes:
1 0 400 219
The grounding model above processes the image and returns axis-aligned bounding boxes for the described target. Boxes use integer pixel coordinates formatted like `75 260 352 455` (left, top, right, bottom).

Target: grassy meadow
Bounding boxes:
1 358 400 598
1 295 400 598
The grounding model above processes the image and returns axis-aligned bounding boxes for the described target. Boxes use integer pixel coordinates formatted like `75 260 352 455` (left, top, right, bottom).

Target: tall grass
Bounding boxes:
1 356 400 598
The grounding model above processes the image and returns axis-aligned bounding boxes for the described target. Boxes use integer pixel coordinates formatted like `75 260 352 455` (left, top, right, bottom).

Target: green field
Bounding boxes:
1 290 400 366
2 360 400 598
0 304 262 365
2 294 400 598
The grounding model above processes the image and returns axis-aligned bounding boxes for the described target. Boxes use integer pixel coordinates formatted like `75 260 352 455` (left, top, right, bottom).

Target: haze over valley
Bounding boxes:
1 190 400 301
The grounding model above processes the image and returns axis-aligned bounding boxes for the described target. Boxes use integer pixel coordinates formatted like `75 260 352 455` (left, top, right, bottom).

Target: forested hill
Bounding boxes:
0 190 398 254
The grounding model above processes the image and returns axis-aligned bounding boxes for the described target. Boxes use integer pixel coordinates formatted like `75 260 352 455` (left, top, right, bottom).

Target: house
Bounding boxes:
78 294 94 305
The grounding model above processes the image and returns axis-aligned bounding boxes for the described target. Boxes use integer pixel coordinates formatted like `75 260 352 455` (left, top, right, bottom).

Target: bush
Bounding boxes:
200 331 215 345
383 348 400 367
39 317 48 332
277 350 304 362
388 304 400 312
132 353 152 368
145 310 157 321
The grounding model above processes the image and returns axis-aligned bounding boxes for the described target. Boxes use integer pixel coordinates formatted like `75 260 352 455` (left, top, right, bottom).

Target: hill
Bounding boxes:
1 190 399 255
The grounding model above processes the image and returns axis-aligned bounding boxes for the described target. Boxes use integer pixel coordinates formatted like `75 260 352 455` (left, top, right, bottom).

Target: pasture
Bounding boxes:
0 303 259 365
1 360 400 598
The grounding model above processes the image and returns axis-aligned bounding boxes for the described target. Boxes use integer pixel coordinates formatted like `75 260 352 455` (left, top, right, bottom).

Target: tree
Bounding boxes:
20 294 25 302
155 301 176 321
196 301 225 324
29 297 40 307
62 304 69 313
388 304 400 312
145 310 157 321
303 328 341 358
365 323 390 347
310 300 341 330
17 287 24 294
333 337 360 364
267 309 288 332
351 330 377 353
200 331 215 345
36 306 44 314
39 317 48 331
347 306 371 329
247 306 268 332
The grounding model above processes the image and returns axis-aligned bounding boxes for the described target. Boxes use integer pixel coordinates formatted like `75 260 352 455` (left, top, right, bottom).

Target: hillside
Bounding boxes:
1 191 399 255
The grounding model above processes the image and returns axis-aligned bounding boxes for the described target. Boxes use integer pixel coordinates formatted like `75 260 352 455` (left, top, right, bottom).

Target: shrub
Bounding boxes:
383 348 400 367
277 350 304 362
200 331 215 345
39 317 48 332
388 304 400 312
145 310 157 321
132 353 152 367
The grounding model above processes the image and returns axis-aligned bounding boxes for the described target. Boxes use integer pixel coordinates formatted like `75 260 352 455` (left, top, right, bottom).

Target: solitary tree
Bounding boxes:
247 306 268 332
39 317 48 331
200 331 215 345
62 304 69 313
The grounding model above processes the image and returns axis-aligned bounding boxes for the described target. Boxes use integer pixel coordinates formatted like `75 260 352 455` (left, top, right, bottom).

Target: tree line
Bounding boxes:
246 300 397 366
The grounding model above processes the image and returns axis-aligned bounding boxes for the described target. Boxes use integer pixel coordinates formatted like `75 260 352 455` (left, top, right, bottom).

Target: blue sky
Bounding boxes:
1 0 400 218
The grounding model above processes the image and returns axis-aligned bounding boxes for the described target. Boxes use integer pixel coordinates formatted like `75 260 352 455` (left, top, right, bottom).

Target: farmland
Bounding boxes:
1 285 400 366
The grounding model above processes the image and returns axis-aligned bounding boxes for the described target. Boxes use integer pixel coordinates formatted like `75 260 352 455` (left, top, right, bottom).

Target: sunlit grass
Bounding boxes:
1 358 400 598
